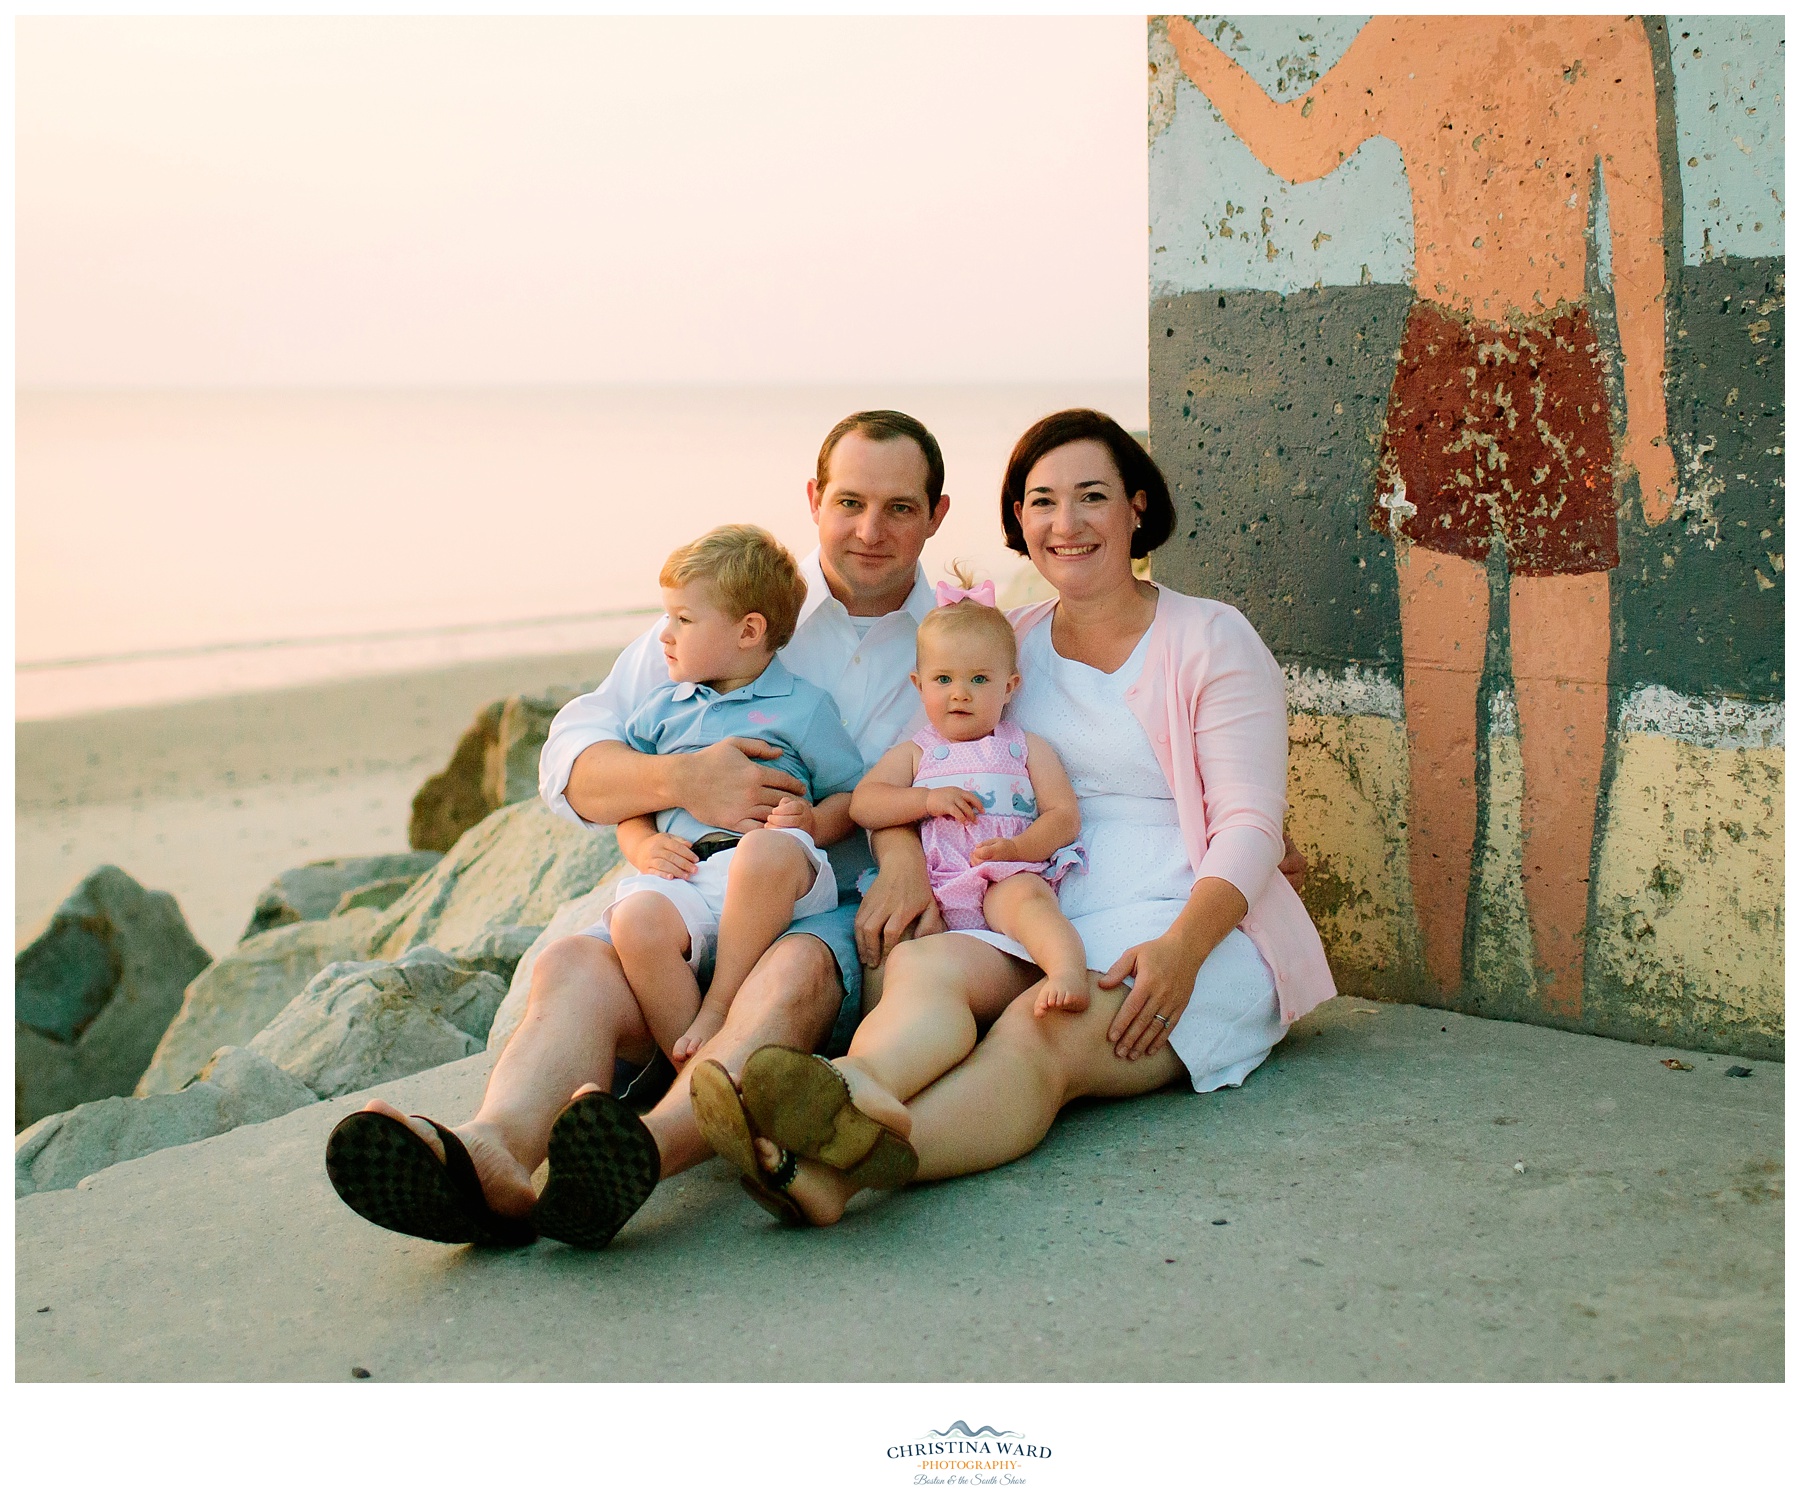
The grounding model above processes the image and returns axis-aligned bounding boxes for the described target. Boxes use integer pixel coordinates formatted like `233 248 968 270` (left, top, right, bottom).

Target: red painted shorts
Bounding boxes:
1373 300 1618 576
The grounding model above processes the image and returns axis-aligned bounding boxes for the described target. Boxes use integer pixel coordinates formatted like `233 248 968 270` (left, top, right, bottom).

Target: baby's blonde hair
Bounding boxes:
916 561 1018 673
660 524 807 651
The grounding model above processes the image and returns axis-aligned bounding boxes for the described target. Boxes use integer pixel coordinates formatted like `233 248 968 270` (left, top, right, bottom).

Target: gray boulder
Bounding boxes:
488 864 628 1053
408 683 597 854
15 867 212 1131
16 1045 316 1197
135 909 382 1097
370 799 621 969
247 948 505 1101
241 852 441 940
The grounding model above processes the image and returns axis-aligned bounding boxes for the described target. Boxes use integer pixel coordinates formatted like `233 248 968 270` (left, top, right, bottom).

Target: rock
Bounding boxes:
16 1046 315 1197
241 852 441 940
408 683 598 854
409 699 505 853
15 867 213 1132
135 910 382 1097
488 864 627 1053
247 948 506 1101
370 800 621 967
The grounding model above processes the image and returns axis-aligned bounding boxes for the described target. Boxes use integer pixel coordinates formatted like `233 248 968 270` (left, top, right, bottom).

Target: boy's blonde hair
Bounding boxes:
916 561 1018 674
660 525 808 651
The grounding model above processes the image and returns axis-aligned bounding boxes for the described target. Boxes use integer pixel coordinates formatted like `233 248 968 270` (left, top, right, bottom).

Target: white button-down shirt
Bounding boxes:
539 548 936 885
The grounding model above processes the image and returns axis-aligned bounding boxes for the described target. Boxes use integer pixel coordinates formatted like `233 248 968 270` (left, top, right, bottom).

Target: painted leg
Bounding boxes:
1396 543 1490 1001
1509 570 1610 1015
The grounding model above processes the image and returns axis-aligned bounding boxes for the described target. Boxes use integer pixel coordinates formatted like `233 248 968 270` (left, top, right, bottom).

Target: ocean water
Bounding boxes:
15 383 1144 719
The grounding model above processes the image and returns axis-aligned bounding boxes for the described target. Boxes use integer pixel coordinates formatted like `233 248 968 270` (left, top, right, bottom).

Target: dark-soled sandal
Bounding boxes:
530 1091 661 1249
325 1110 536 1248
689 1059 808 1227
739 1046 918 1190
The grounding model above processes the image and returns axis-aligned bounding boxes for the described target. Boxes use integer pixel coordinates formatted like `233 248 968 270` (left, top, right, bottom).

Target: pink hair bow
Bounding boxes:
935 579 996 608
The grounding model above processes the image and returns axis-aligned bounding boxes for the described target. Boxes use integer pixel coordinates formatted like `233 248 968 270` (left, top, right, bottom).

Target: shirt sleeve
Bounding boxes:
538 620 671 829
1190 607 1288 909
799 690 869 799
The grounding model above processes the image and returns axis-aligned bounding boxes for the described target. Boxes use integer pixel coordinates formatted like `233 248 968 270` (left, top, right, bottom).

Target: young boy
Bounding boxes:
597 525 865 1066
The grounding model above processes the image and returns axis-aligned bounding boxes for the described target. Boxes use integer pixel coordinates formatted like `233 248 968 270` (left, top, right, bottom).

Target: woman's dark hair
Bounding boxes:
999 409 1174 558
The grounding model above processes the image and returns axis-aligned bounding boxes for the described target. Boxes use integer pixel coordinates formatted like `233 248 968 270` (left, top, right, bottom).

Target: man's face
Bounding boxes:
807 431 948 611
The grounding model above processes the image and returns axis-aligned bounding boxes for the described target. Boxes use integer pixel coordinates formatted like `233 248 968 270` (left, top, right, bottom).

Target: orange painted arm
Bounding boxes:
1602 21 1676 525
1164 15 1385 184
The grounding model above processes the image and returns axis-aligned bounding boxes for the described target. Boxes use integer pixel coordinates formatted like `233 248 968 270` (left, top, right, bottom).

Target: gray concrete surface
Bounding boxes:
15 998 1783 1381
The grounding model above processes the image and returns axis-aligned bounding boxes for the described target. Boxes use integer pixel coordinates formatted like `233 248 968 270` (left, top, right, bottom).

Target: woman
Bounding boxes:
692 409 1337 1224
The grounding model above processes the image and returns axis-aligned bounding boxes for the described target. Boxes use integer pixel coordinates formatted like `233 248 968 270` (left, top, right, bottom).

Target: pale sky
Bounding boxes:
16 16 1149 388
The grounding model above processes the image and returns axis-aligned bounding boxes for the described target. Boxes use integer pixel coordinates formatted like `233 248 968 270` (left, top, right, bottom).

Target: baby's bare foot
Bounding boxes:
754 1135 853 1226
1032 968 1092 1016
360 1099 537 1218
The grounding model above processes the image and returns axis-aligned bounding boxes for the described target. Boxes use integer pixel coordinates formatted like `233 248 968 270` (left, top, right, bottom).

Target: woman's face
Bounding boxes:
1014 439 1145 598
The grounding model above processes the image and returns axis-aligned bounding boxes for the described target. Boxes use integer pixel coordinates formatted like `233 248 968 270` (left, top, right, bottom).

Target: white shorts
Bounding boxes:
580 829 839 976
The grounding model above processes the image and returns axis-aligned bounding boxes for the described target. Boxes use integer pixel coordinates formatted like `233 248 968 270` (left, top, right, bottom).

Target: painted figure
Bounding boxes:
1168 14 1675 1012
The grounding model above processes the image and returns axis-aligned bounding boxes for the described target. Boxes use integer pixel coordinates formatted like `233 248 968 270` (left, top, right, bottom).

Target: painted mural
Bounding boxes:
1147 16 1783 1057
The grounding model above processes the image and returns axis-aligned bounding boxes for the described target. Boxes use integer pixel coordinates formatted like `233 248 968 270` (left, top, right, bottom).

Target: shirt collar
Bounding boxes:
669 657 796 704
797 546 935 628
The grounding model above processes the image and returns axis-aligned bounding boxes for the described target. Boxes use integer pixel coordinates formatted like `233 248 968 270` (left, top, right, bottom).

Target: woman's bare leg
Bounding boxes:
363 933 658 1217
981 873 1090 1012
835 933 1039 1129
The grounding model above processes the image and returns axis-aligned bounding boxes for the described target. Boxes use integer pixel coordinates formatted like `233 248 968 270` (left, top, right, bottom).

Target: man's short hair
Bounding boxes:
659 524 809 651
999 409 1175 558
815 410 946 509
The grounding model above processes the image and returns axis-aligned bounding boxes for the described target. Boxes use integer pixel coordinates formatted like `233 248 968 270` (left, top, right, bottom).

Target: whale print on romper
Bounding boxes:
914 718 1084 931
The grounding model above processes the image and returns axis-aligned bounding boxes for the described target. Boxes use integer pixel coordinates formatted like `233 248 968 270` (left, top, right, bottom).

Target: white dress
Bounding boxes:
956 617 1284 1093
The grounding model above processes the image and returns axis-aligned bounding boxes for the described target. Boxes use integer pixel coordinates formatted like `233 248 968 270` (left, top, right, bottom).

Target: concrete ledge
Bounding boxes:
15 998 1783 1381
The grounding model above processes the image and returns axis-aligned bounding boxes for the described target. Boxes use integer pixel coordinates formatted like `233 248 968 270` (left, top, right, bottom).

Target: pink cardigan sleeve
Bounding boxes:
1187 606 1288 909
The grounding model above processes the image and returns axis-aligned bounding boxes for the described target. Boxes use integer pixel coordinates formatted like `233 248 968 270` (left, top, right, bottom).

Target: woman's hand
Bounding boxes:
1097 929 1205 1060
638 833 699 881
926 786 985 823
970 836 1020 864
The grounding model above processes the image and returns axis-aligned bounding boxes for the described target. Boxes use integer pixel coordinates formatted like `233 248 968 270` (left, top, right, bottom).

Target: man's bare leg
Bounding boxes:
1396 543 1490 1001
1510 569 1609 1015
363 933 655 1218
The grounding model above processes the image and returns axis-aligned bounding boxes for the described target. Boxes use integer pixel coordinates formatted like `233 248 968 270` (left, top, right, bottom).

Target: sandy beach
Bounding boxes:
15 648 619 958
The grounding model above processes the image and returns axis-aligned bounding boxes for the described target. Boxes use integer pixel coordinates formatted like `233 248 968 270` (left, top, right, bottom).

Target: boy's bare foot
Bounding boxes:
754 1135 856 1226
672 1007 727 1065
360 1099 538 1219
1031 968 1092 1016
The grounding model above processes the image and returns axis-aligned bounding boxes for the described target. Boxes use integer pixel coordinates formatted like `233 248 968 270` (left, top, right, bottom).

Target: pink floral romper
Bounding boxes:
914 718 1085 930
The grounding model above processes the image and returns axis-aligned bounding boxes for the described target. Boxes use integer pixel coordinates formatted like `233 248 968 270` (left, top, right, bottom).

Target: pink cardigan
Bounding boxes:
1010 588 1337 1025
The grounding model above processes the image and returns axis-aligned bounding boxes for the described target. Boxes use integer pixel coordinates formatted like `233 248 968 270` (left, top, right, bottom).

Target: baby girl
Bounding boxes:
851 575 1089 1014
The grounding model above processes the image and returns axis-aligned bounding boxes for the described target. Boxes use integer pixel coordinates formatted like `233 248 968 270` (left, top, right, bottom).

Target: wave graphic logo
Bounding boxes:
929 1422 1015 1438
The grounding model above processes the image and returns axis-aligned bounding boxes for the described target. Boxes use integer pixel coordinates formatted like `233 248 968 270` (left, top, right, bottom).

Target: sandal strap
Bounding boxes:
767 1148 798 1191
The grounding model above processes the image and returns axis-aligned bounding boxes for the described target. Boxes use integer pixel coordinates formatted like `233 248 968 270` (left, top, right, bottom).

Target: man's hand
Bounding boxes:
638 833 699 881
1279 832 1308 887
855 833 945 969
925 786 986 823
1623 430 1678 527
679 738 808 831
766 795 816 837
970 836 1021 864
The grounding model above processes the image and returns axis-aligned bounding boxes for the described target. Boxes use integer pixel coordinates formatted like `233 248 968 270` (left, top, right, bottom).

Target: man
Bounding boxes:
327 407 1309 1247
327 411 956 1246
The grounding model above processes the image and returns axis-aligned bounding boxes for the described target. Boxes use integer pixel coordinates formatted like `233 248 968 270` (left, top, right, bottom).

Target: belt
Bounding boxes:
690 832 744 862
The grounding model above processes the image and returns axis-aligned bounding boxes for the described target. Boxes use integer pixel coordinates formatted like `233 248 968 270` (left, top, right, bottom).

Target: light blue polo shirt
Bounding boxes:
623 658 866 844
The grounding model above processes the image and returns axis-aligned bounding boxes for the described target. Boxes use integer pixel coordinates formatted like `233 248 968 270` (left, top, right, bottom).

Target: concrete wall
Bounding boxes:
1147 16 1783 1057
